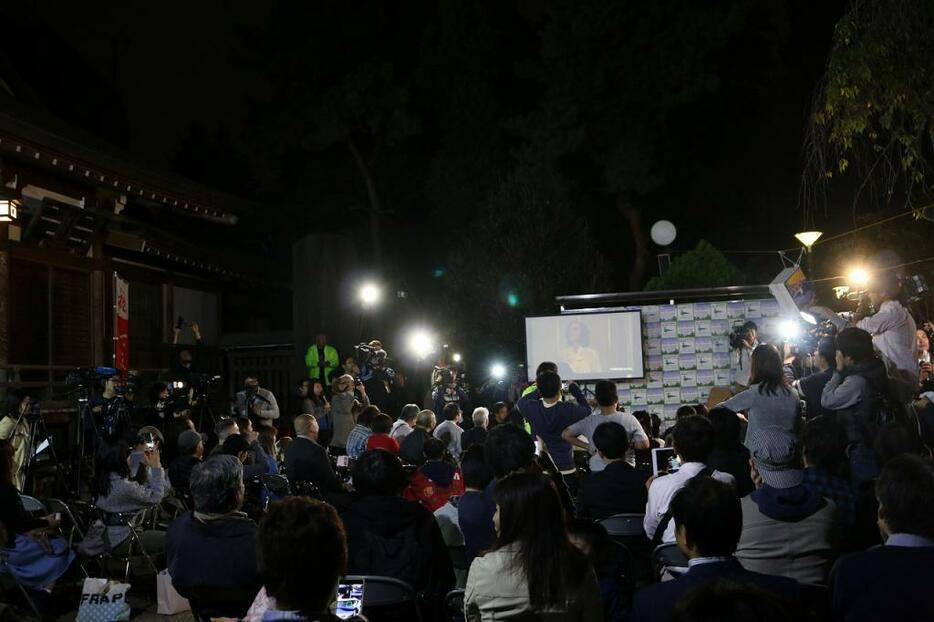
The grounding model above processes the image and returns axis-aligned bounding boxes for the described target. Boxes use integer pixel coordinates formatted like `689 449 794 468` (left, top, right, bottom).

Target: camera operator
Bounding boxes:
171 319 204 387
813 270 918 402
359 340 393 412
305 332 340 383
0 390 33 490
432 368 470 418
231 375 280 431
731 321 758 391
91 377 135 444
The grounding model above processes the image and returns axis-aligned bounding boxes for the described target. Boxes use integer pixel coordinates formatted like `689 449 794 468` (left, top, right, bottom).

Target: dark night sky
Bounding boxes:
4 1 855 288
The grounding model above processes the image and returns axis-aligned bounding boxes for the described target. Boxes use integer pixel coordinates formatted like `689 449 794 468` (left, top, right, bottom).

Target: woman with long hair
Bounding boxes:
465 472 600 621
717 344 801 448
0 439 74 591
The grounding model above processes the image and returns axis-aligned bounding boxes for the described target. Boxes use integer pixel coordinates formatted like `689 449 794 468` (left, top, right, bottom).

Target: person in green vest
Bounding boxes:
305 333 340 382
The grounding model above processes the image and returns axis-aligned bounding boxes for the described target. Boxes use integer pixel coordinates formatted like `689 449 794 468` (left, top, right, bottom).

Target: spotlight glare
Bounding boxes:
490 363 506 379
407 330 435 360
452 353 462 363
358 282 381 306
847 267 871 288
779 319 800 341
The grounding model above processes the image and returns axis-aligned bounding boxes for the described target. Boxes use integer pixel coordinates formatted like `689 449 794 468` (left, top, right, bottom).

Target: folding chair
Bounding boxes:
599 513 653 584
0 562 43 621
73 501 160 583
345 575 423 622
18 494 46 517
445 588 465 622
598 513 645 537
652 542 689 580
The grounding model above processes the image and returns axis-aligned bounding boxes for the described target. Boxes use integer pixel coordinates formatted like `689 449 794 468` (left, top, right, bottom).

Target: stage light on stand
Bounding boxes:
407 330 435 360
847 267 871 289
490 363 506 380
779 319 801 341
358 282 382 307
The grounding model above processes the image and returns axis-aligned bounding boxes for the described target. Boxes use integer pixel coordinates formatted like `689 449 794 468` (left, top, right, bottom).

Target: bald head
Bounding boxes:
416 409 437 432
294 414 319 439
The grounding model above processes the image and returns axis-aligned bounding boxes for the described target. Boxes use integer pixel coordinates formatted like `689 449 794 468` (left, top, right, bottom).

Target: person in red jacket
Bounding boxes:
404 438 464 512
365 413 400 455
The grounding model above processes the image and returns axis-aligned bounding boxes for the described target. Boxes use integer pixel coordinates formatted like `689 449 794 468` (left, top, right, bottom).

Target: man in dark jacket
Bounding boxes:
796 336 836 419
630 477 800 622
399 409 436 466
340 450 454 617
284 415 347 497
576 421 648 519
168 429 204 496
166 455 261 620
831 455 934 622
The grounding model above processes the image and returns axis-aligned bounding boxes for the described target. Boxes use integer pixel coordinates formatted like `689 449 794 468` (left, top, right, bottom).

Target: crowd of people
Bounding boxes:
3 273 934 622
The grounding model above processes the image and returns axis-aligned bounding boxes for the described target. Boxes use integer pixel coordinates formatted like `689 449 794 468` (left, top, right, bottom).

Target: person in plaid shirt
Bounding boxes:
802 415 856 526
346 405 378 459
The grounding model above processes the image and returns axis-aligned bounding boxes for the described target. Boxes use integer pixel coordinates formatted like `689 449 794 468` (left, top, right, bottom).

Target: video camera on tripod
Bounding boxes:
355 342 395 381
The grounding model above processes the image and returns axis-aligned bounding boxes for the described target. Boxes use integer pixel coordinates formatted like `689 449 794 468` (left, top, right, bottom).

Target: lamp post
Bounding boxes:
794 231 822 275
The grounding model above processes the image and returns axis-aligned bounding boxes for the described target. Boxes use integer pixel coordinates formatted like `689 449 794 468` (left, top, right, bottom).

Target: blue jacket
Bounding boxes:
517 384 590 471
629 558 799 622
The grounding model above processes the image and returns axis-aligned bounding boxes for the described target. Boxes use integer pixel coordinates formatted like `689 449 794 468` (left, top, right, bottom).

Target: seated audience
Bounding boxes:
254 497 363 622
346 405 377 459
518 370 590 481
562 380 649 472
576 421 649 519
365 412 401 454
404 437 464 512
391 403 420 442
459 424 573 566
830 454 934 622
284 414 348 497
434 402 465 459
166 455 261 619
567 519 626 622
461 407 490 451
399 409 436 466
223 433 270 481
735 427 835 584
670 580 794 622
795 336 837 419
0 439 74 591
644 415 735 544
821 327 892 444
706 407 755 497
212 418 239 455
258 427 279 474
94 440 167 551
340 450 454 614
168 429 205 497
457 445 495 564
717 344 801 447
630 477 799 622
801 415 856 527
465 473 601 621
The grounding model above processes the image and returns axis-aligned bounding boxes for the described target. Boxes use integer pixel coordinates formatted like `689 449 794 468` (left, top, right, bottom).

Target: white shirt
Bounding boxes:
644 462 736 543
390 419 413 442
732 343 756 386
855 300 918 375
433 420 464 458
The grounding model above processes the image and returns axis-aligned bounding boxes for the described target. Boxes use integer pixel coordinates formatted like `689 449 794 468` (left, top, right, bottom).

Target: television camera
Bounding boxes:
355 342 395 382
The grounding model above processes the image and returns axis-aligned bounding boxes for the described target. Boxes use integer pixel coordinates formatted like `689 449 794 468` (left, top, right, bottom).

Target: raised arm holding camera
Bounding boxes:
232 376 280 430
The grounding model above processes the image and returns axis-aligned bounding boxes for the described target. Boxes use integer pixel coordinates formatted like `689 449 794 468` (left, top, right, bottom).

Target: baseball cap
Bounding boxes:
747 426 803 489
223 433 251 455
177 429 204 454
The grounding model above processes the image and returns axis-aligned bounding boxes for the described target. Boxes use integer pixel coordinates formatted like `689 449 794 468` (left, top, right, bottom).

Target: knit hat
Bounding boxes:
177 429 204 454
747 426 803 489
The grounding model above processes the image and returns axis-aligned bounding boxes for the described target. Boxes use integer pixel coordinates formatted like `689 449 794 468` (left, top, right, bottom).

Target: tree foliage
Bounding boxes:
803 0 934 220
644 240 743 291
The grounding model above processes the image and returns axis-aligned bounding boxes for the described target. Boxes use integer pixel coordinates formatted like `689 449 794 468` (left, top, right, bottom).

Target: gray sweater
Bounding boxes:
330 391 369 448
719 384 800 447
96 468 166 546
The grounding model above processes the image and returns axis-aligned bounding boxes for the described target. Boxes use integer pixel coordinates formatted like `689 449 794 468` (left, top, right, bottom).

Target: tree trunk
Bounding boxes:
348 139 382 264
618 195 646 290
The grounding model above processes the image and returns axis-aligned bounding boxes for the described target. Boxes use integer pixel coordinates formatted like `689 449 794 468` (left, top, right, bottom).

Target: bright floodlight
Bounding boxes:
779 319 800 341
452 353 462 363
794 231 823 251
847 267 871 288
800 311 818 325
490 363 506 379
358 282 382 306
408 330 435 359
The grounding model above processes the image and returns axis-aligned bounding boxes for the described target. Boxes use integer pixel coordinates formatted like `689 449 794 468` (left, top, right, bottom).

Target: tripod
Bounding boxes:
72 387 96 496
14 406 68 497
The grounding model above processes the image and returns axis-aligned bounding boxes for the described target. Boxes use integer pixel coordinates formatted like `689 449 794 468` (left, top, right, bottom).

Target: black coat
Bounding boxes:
284 437 345 495
575 461 649 520
799 367 834 419
399 427 430 466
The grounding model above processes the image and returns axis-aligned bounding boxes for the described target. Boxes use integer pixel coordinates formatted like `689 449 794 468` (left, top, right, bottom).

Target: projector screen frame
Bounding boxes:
524 308 645 382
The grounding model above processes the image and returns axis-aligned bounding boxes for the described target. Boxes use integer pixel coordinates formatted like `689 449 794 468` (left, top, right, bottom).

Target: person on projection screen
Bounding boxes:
560 319 602 375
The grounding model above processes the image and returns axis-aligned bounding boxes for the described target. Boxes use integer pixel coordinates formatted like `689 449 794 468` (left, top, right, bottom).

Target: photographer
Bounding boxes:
731 321 759 391
0 390 33 490
90 376 135 444
432 367 471 419
359 340 393 412
171 319 204 389
330 374 369 453
231 375 280 430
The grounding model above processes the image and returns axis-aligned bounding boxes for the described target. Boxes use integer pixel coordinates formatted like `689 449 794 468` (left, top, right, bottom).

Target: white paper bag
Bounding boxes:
76 577 131 622
156 569 191 615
